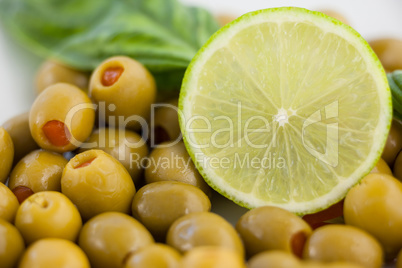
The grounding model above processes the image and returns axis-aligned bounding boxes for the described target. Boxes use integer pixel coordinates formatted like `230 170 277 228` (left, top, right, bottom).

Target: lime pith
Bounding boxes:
179 7 392 215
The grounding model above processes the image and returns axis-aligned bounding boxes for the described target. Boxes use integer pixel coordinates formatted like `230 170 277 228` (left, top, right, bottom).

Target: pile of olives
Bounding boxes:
1 11 402 268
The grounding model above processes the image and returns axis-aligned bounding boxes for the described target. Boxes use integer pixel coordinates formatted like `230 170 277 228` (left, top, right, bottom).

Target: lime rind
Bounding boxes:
179 7 392 215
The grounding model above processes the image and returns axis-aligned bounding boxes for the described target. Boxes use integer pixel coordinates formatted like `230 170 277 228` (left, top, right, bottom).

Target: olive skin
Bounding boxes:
397 249 402 268
344 173 402 257
303 261 364 268
9 150 68 194
132 181 211 240
61 150 136 220
247 251 301 268
79 212 154 268
124 244 181 268
303 225 383 268
167 212 244 256
236 206 312 258
89 56 156 130
0 127 14 183
0 182 19 222
0 218 25 268
2 112 39 164
370 157 392 175
370 38 402 72
15 191 82 245
145 141 211 196
19 238 90 268
381 119 402 167
181 246 246 268
393 151 402 181
30 83 95 153
150 99 181 145
35 60 89 94
78 128 148 185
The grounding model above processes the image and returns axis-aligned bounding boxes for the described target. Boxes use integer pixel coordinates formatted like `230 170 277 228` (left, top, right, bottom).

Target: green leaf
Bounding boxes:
388 71 402 118
0 0 220 91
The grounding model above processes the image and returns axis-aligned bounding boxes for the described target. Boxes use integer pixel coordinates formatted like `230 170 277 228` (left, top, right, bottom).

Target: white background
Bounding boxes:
0 0 401 124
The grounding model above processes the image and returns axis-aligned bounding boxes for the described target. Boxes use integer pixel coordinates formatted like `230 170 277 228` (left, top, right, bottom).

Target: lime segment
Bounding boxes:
179 7 392 215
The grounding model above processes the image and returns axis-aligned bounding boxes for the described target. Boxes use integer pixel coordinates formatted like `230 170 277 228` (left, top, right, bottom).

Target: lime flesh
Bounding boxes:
179 7 392 215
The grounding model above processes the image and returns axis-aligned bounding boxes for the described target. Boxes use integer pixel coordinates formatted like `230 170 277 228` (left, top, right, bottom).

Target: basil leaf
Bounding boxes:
388 71 402 119
0 0 220 91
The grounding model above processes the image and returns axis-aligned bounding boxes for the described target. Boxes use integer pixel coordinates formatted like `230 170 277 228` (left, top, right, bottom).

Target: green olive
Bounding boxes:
236 206 312 258
167 212 244 256
344 173 402 258
145 141 211 196
370 38 402 72
79 212 154 268
30 83 95 153
0 182 19 223
15 191 82 245
2 112 39 164
78 128 148 185
9 150 68 199
150 99 181 145
19 238 90 268
181 246 246 268
35 60 89 95
247 250 301 268
89 56 156 130
215 14 237 26
61 149 136 220
303 225 383 268
397 249 402 268
0 127 14 183
370 157 392 175
132 181 211 241
381 119 402 167
0 218 24 268
393 151 402 181
302 261 364 268
124 243 181 268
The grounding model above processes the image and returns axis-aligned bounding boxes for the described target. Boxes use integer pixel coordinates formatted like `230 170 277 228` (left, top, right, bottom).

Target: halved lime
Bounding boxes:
178 7 392 215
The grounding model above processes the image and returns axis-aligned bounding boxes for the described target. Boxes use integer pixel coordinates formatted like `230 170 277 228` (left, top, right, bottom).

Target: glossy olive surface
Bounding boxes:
30 83 95 153
181 246 246 268
247 250 301 268
370 157 392 175
19 238 90 268
0 127 14 183
303 225 383 268
236 206 312 258
145 141 211 196
15 191 82 244
370 38 402 72
344 173 402 257
167 212 244 256
79 128 148 185
393 151 402 181
124 243 181 268
381 119 402 167
61 150 136 220
79 212 154 268
2 112 39 164
35 60 89 94
0 182 19 222
0 218 25 268
89 56 156 130
132 181 211 240
150 99 181 145
9 150 68 194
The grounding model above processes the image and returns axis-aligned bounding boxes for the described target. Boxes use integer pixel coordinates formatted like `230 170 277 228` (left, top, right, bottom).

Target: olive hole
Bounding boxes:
101 66 124 86
290 231 307 258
